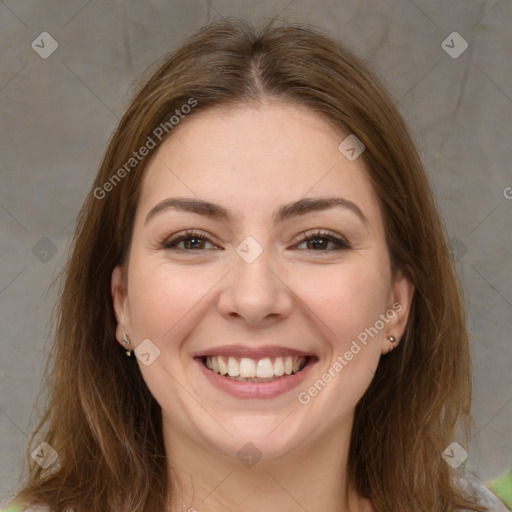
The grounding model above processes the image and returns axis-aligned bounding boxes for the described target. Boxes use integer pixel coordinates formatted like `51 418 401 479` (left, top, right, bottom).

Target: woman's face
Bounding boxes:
112 102 413 461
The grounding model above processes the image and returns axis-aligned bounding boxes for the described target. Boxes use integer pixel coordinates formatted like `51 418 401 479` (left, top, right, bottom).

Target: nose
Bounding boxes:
217 245 293 326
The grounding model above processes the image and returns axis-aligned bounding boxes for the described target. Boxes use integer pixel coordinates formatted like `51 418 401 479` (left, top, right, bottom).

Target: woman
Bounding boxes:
4 18 509 512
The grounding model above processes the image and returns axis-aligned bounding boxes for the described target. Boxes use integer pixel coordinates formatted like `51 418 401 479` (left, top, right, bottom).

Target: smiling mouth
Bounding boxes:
199 355 311 383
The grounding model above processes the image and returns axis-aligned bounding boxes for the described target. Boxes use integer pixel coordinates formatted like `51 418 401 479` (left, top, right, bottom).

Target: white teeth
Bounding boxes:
227 356 240 376
256 358 274 378
239 358 256 378
204 355 307 379
218 356 228 375
274 357 284 376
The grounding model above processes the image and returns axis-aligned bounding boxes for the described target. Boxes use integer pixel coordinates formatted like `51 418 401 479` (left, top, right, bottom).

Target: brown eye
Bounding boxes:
295 230 351 251
161 230 219 251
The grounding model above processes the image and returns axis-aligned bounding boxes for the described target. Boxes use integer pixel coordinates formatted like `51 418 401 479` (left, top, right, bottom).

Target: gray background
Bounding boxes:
1 0 511 506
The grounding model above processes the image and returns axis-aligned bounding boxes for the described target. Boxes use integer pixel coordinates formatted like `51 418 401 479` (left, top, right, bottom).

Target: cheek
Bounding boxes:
127 257 220 340
290 260 390 420
291 258 390 349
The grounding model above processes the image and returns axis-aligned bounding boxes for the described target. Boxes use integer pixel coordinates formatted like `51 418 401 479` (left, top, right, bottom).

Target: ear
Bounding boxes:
383 267 415 353
111 265 131 346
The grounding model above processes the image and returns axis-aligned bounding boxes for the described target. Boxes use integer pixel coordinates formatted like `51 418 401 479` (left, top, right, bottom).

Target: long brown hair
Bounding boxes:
11 18 485 512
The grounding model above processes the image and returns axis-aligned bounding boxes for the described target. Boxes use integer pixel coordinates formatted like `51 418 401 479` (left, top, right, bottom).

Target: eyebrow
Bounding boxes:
144 196 368 226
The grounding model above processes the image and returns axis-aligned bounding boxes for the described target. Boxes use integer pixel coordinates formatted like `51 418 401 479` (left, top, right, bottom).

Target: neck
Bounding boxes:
162 412 371 512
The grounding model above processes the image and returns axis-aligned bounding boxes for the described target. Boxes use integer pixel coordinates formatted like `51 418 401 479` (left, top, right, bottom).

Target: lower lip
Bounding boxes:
195 357 317 399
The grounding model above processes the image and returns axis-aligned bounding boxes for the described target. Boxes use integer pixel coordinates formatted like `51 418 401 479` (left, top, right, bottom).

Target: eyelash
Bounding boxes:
160 229 351 252
295 229 351 251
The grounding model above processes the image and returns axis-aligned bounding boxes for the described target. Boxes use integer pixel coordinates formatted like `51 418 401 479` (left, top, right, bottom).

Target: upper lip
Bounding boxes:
193 345 315 359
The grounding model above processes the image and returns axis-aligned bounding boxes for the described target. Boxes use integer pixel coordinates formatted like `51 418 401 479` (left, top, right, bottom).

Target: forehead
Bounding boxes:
136 102 382 227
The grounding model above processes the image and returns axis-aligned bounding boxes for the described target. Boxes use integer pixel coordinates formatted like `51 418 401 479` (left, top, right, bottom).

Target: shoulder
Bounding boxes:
457 472 511 511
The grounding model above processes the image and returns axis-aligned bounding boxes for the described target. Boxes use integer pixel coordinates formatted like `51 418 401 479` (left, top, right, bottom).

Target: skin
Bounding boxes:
111 101 414 512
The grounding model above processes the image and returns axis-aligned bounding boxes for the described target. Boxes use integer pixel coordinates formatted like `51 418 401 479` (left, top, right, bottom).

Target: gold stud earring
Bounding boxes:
122 333 132 357
387 335 397 353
